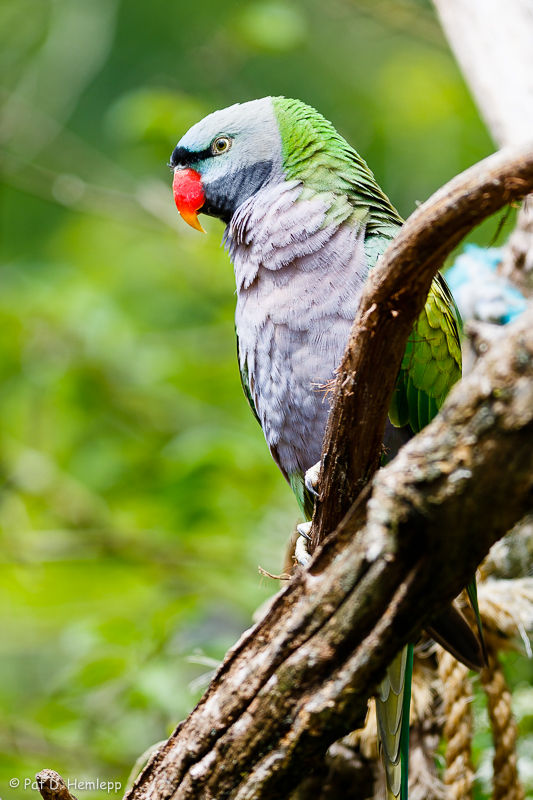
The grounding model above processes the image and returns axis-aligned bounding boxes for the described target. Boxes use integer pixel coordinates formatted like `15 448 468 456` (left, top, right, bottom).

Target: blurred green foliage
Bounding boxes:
0 0 527 797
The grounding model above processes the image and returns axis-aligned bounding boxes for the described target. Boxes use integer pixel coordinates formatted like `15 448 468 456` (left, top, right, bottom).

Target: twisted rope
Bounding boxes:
481 644 524 800
437 648 475 800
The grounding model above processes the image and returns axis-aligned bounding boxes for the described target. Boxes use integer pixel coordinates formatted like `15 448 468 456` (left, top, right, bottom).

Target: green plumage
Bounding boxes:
273 97 403 245
389 273 462 432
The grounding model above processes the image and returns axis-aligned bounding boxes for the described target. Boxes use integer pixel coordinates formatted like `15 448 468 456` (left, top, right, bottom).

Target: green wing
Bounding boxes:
389 272 462 432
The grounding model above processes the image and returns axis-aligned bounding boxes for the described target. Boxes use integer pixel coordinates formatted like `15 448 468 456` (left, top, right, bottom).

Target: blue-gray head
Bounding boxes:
170 97 282 228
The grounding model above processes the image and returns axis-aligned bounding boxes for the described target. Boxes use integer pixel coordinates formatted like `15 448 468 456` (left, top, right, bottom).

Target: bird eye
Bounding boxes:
212 136 232 155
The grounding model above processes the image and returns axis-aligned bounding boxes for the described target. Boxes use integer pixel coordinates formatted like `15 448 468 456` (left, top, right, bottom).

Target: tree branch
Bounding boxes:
500 197 533 299
35 771 78 800
120 147 533 800
311 141 533 547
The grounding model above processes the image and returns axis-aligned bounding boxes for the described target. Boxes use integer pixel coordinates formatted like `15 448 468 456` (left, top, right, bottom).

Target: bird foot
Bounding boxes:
295 522 312 566
304 461 321 496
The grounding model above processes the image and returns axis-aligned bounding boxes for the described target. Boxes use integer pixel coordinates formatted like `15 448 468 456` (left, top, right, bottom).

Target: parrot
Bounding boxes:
170 96 485 799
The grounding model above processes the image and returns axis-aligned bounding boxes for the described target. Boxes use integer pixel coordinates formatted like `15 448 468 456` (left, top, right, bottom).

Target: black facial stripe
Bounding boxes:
169 145 211 168
203 160 274 224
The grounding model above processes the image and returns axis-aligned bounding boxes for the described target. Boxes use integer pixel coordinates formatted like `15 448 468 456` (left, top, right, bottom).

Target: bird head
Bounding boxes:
170 97 282 232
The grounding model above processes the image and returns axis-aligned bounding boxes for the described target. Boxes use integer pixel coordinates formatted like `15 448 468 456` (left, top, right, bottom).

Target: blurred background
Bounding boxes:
0 0 528 797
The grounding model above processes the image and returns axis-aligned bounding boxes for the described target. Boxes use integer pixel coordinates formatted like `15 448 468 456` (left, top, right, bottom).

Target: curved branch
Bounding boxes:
312 140 533 547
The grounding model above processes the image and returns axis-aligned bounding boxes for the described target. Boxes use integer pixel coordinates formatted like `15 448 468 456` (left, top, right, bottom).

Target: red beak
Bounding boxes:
172 168 206 233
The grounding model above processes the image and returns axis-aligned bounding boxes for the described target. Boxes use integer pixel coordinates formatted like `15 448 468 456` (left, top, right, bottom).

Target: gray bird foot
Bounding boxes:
304 461 321 496
295 522 312 566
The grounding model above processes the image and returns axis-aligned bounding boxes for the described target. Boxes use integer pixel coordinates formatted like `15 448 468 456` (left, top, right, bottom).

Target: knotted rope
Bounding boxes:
481 643 524 800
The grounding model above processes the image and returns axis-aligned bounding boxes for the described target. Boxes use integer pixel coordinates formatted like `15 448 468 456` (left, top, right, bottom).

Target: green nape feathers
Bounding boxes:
273 96 403 253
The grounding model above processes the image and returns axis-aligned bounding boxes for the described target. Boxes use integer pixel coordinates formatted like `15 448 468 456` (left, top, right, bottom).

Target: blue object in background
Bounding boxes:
446 244 527 325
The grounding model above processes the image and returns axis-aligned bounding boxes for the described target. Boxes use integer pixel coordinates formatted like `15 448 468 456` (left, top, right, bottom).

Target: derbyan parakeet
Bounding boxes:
170 97 485 800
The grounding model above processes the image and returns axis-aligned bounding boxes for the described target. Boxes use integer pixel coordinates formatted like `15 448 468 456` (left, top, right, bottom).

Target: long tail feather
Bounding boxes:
466 577 489 667
376 644 413 800
400 644 413 800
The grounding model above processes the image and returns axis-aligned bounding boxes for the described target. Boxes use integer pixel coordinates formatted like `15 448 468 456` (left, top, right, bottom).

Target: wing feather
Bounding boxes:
389 272 461 433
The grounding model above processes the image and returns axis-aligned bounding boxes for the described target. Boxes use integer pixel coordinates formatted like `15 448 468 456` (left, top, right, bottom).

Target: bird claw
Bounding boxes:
304 461 321 496
297 521 312 541
295 522 312 566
